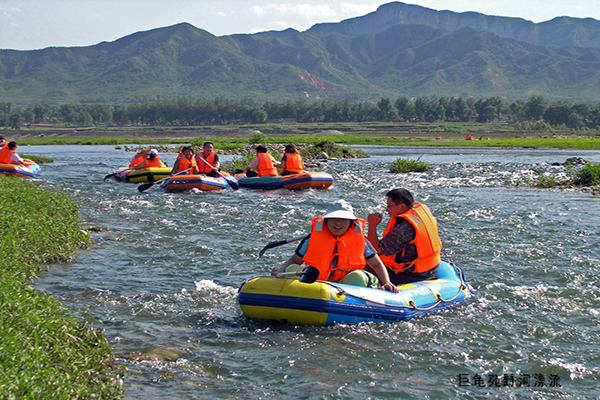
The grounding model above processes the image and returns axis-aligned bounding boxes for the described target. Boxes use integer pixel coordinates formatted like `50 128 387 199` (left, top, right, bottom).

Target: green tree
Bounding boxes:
376 98 399 121
523 95 548 120
8 112 23 129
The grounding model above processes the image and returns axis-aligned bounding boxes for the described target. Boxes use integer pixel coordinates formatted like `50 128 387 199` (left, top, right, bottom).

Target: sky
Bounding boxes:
1 0 599 51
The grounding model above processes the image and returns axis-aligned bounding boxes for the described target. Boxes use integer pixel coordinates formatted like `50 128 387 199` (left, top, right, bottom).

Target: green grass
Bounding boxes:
21 154 54 164
0 176 124 399
390 158 431 173
573 162 600 186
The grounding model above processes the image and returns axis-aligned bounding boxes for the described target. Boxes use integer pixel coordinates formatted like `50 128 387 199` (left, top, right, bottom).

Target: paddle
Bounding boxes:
259 234 309 257
197 155 239 190
276 265 320 283
103 172 119 181
137 167 192 192
104 168 130 181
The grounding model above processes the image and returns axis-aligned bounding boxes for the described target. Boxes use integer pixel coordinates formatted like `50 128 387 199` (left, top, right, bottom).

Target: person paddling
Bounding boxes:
132 149 167 170
170 146 198 176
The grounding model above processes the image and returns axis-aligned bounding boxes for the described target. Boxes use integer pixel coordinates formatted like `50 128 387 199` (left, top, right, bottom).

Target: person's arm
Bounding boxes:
271 253 303 276
367 213 384 252
10 153 26 166
366 255 398 293
213 154 220 170
243 157 259 174
271 154 283 168
170 158 181 176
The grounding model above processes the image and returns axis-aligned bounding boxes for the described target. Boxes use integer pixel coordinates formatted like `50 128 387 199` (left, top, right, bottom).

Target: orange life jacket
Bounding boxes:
257 153 277 176
379 202 442 274
174 153 197 173
140 157 164 169
0 147 16 164
129 152 146 168
302 217 367 282
0 141 8 149
283 153 304 174
197 152 217 174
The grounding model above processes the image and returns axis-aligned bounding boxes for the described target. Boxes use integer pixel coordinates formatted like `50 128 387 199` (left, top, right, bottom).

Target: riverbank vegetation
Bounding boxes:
390 158 431 173
0 177 123 398
531 162 600 194
6 120 600 151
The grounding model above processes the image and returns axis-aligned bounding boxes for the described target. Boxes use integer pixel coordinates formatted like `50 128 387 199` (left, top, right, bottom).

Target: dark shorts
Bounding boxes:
364 264 439 285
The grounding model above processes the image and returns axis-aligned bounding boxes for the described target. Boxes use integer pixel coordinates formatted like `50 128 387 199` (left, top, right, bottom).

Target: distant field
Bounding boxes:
5 121 600 150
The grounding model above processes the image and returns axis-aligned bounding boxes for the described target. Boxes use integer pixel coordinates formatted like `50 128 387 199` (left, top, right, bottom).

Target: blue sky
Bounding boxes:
1 0 599 50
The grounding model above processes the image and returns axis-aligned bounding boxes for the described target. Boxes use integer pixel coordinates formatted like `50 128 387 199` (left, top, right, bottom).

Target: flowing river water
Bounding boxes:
26 144 600 399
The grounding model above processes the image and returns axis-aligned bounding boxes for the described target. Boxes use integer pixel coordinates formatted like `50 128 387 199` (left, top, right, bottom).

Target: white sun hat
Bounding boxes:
321 199 357 220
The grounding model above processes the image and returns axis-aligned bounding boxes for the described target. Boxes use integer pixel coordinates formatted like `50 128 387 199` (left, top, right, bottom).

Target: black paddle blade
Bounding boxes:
299 266 320 284
137 182 154 192
259 241 283 257
103 173 116 181
225 176 239 190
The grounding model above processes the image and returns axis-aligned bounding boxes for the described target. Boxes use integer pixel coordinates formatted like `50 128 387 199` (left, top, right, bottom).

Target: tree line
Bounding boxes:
1 95 600 130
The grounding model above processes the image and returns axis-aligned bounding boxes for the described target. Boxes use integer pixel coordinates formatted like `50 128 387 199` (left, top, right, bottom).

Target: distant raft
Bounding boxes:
160 174 233 192
238 261 470 326
235 172 333 190
0 161 41 178
111 167 172 183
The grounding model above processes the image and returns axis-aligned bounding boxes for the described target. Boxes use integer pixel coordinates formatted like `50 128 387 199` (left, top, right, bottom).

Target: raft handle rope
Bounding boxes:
326 264 468 311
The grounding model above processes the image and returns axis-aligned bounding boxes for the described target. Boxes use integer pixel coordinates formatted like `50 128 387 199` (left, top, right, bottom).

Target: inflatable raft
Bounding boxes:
235 172 333 190
0 162 41 178
111 167 172 183
160 174 235 192
238 261 469 326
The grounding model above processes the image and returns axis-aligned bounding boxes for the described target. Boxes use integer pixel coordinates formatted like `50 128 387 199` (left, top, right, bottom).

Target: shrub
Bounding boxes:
390 158 430 173
573 162 600 186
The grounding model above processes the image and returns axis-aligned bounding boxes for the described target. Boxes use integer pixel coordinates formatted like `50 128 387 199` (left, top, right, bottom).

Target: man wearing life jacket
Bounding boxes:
271 200 398 293
242 145 281 177
0 136 8 149
0 141 27 165
132 149 167 170
129 149 149 169
195 142 220 177
366 188 442 285
170 146 198 175
280 144 305 176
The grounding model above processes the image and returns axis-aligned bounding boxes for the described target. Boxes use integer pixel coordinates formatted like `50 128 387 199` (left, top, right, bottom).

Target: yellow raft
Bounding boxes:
238 261 470 326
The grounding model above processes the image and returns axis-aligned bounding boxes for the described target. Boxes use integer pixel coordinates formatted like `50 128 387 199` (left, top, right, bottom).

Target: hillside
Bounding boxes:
1 2 600 105
308 1 600 49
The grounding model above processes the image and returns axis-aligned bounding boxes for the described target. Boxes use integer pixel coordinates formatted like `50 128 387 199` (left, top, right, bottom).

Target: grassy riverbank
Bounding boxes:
0 177 123 398
5 121 600 150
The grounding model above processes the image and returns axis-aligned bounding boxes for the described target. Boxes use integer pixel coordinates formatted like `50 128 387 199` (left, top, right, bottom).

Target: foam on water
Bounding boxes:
29 145 600 399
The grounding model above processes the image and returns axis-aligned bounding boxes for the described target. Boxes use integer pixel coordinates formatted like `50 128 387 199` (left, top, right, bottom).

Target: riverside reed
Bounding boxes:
0 177 123 398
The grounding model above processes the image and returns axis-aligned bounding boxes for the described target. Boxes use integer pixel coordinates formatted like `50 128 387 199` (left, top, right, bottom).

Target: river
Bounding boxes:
27 144 600 399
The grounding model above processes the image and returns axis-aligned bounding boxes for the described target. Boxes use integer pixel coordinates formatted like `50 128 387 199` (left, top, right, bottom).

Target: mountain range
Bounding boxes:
2 1 600 105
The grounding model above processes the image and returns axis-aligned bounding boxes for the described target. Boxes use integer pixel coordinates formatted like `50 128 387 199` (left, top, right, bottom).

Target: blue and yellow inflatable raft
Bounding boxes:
238 261 469 326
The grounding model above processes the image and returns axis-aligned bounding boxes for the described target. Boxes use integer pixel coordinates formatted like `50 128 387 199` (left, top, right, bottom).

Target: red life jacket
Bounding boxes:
379 202 442 274
302 217 367 282
0 147 16 164
283 153 304 174
257 153 277 176
197 152 217 174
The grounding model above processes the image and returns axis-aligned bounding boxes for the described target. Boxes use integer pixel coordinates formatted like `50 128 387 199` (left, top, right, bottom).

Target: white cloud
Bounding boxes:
340 2 386 16
251 5 266 17
266 3 337 19
213 11 227 17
